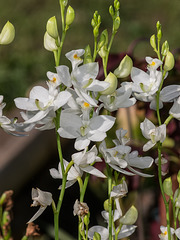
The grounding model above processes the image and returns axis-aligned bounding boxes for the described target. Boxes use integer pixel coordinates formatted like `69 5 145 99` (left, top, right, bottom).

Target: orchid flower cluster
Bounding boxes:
1 0 180 240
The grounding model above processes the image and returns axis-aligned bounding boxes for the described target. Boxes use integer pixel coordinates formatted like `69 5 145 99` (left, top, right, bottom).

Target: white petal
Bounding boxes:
27 206 46 223
88 226 109 240
80 165 106 178
54 91 71 110
75 136 90 150
117 225 137 239
14 98 37 111
90 115 115 132
25 109 50 124
56 65 72 87
128 156 154 169
143 140 155 152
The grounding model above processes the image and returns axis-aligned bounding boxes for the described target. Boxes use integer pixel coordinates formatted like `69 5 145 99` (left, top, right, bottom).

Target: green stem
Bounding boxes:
106 164 113 240
164 115 174 126
93 36 97 61
170 197 177 240
80 173 90 202
157 142 171 240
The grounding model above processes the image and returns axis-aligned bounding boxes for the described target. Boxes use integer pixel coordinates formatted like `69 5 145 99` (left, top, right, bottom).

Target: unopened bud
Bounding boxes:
103 199 109 212
114 0 120 11
93 232 101 240
84 45 93 64
161 41 169 56
98 45 108 58
100 72 117 95
44 32 58 52
156 21 161 32
93 26 99 38
0 21 15 45
150 34 156 50
113 16 120 32
109 5 114 17
120 205 138 225
164 51 175 71
84 212 90 226
66 6 75 27
114 55 133 78
163 177 173 197
46 16 59 39
157 29 162 41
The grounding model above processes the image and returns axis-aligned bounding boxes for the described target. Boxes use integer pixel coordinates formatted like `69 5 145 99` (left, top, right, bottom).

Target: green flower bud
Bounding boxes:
115 0 120 11
84 45 93 64
156 21 161 32
177 170 180 185
79 222 85 238
44 32 58 52
46 16 59 39
163 177 173 197
93 26 99 38
84 212 90 226
93 232 101 240
100 72 117 95
103 199 109 212
157 29 162 41
60 0 68 7
164 51 175 71
0 193 6 205
113 16 121 32
91 19 96 28
120 205 138 225
66 5 75 27
98 45 108 58
150 34 156 50
0 21 15 45
114 55 133 78
161 41 169 56
109 5 114 17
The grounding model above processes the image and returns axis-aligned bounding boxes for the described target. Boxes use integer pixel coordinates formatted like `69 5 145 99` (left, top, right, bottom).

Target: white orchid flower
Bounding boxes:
131 57 163 100
140 118 166 151
27 188 52 223
158 226 175 240
72 145 106 178
65 49 85 70
113 128 130 146
169 96 180 120
50 159 83 189
58 111 115 150
14 85 71 124
99 140 153 177
100 82 136 112
110 180 128 216
46 71 61 89
88 210 136 240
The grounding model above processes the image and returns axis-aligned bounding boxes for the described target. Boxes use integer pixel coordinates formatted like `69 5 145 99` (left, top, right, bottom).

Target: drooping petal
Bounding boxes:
88 226 109 240
117 225 137 239
80 165 106 178
56 65 72 87
27 206 46 223
75 136 90 150
54 90 72 110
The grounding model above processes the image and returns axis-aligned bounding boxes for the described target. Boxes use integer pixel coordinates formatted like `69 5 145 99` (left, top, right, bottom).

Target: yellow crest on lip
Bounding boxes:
83 102 90 108
150 61 156 66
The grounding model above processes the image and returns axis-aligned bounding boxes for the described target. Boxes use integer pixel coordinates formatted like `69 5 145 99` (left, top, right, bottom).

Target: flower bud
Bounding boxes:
161 41 169 56
113 16 120 32
66 6 75 27
109 5 114 17
0 21 15 45
84 212 90 226
93 232 101 240
84 45 93 64
100 72 117 95
157 29 162 41
163 177 173 197
60 0 68 7
93 26 99 38
164 51 175 71
103 199 109 212
156 21 161 32
114 0 120 10
114 55 133 78
98 45 108 58
46 16 59 39
44 32 58 52
120 205 138 225
150 34 156 50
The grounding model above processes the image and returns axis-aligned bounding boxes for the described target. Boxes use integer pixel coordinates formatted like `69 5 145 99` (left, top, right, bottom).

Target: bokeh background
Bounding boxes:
0 0 180 239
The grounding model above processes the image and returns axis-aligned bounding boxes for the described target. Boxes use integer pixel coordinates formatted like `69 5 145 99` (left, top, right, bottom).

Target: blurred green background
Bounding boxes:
0 0 180 108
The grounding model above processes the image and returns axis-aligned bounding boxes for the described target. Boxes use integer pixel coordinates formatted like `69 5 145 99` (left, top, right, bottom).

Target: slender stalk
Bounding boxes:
157 142 171 240
170 197 177 240
80 173 90 202
93 36 97 62
106 164 113 240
